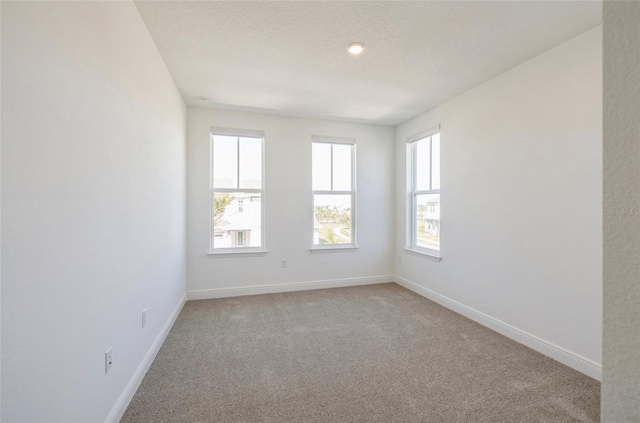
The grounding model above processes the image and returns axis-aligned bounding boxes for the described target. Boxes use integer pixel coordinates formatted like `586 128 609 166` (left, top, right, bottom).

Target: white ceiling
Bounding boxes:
135 1 601 126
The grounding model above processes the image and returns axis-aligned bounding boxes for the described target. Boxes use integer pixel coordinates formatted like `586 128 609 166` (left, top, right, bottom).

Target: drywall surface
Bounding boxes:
1 2 186 421
602 2 640 421
187 108 394 293
395 28 602 368
0 1 3 416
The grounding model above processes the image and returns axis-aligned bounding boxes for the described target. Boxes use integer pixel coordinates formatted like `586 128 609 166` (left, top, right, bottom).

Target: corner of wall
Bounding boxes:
603 1 640 421
105 293 186 423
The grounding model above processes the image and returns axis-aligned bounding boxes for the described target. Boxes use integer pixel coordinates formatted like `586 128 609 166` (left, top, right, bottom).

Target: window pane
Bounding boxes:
431 134 441 190
239 137 262 189
213 135 238 189
313 194 352 245
415 193 440 250
415 137 431 191
212 192 262 249
312 143 331 191
332 144 352 191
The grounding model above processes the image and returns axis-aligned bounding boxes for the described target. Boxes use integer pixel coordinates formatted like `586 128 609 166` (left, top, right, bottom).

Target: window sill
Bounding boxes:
310 246 359 253
404 248 442 262
207 249 268 258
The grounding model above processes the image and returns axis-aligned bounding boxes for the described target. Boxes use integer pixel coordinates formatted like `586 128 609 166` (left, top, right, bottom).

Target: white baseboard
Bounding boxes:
394 276 602 381
102 274 599 423
187 275 394 301
105 291 187 423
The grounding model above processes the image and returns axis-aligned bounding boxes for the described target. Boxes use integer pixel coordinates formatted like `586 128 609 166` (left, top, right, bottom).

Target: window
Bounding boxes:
312 136 356 248
236 231 246 247
210 129 265 252
409 129 440 255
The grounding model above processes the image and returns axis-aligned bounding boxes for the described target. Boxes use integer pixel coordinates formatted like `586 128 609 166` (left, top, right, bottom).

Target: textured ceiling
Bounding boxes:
135 1 601 126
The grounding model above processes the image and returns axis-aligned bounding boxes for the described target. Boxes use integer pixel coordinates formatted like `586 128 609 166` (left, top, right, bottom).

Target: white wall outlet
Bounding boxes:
281 259 288 268
398 255 403 264
142 309 147 328
105 347 113 374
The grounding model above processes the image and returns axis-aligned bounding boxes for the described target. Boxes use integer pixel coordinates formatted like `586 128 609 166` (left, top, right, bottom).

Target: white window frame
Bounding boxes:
311 135 357 252
407 126 441 260
209 127 266 256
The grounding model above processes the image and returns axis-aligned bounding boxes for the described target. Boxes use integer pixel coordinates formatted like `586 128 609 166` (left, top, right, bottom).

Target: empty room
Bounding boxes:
2 1 639 422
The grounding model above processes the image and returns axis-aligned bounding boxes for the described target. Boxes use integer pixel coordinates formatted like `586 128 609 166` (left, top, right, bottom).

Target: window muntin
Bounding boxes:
410 133 440 253
211 132 264 252
312 140 355 247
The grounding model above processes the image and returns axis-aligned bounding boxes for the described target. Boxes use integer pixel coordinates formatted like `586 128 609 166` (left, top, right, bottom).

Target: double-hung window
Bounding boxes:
312 136 356 248
210 128 265 252
408 128 440 256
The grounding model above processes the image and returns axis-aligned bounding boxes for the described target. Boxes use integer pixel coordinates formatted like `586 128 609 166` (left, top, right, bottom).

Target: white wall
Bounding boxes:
603 3 640 420
1 2 186 422
187 108 394 296
0 2 2 419
394 27 602 376
0 1 3 416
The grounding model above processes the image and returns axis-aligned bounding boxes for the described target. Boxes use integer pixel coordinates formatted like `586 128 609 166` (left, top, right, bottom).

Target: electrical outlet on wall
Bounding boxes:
281 259 288 268
105 347 113 374
142 309 147 328
398 255 403 264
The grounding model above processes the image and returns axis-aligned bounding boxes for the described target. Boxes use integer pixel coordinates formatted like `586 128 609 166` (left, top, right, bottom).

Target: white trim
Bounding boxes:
393 276 602 381
310 246 359 253
212 188 262 194
406 124 440 144
408 133 441 254
210 127 264 138
207 249 268 257
312 140 356 248
105 292 187 423
187 275 393 301
313 190 352 195
404 248 442 261
210 133 266 252
312 135 356 145
352 143 358 246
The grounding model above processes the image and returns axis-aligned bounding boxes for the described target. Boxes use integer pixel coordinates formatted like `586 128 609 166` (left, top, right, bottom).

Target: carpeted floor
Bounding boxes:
122 283 600 422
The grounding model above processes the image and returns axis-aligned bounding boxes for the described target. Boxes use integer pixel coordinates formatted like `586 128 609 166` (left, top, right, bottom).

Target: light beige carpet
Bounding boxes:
122 283 600 422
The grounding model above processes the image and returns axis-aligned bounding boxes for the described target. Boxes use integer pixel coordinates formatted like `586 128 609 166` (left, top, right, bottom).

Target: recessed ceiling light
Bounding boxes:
347 42 365 55
197 97 211 104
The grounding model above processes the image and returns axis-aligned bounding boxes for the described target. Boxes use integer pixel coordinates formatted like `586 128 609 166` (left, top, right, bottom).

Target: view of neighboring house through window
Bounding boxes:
312 136 355 247
211 130 264 251
409 130 440 253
